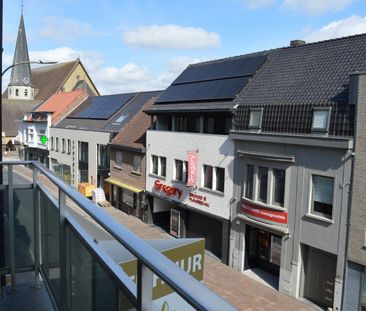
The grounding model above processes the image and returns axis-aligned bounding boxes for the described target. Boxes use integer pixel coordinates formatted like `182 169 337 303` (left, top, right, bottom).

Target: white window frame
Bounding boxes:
249 108 263 129
201 164 225 193
150 155 166 177
311 107 331 133
307 173 335 222
244 164 287 209
174 159 188 182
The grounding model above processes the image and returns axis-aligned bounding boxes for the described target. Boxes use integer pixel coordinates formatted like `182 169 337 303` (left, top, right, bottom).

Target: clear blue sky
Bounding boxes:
3 0 366 94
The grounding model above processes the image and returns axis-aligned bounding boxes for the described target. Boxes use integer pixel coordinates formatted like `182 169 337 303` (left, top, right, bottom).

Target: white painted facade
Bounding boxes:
18 114 51 150
146 130 234 220
49 127 110 187
8 85 34 100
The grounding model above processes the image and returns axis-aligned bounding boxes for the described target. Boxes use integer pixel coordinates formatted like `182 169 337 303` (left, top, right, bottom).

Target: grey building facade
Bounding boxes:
229 34 366 310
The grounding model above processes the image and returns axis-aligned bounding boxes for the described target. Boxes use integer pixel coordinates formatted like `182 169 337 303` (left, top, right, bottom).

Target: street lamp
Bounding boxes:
2 60 58 76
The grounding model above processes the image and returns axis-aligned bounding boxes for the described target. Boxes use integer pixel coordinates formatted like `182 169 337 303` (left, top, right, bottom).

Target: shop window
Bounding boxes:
133 155 142 174
115 151 123 168
249 108 263 129
202 164 225 193
311 175 334 219
151 155 166 177
244 165 286 208
175 159 188 182
312 108 331 132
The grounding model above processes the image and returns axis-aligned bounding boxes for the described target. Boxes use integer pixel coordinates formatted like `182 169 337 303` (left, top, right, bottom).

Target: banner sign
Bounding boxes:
187 151 198 187
241 200 288 224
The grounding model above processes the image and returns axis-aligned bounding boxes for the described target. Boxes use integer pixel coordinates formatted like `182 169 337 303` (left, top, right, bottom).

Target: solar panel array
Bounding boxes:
70 93 133 120
156 54 267 103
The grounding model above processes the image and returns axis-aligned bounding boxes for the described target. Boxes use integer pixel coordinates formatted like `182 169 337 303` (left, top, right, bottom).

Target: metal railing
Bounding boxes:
0 161 236 311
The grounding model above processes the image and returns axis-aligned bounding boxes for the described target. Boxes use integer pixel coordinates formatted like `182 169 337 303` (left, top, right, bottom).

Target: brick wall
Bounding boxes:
110 147 146 190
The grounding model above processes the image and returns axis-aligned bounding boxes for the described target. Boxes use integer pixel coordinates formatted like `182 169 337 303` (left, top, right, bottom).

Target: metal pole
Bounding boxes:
0 0 4 294
8 165 15 292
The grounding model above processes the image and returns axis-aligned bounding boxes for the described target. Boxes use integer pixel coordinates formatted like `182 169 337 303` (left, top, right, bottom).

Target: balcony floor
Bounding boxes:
0 272 54 311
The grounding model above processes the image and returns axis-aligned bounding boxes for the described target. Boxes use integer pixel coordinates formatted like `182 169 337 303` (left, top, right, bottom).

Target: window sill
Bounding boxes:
131 171 141 176
199 187 225 196
242 197 285 212
148 173 166 180
114 166 122 170
305 213 334 224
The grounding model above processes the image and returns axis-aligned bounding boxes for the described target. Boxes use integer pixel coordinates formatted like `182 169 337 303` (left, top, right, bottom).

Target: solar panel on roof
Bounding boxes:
156 77 249 103
70 94 133 120
172 54 267 85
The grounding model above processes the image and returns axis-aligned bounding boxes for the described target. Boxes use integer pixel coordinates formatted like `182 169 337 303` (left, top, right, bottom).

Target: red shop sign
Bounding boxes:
187 151 198 187
241 201 288 224
154 180 183 199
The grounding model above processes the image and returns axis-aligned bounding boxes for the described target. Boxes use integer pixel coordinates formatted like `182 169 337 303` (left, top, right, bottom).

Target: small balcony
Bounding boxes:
0 161 235 311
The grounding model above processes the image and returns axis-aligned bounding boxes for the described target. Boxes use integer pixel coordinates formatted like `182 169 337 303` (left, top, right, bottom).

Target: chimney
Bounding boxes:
290 40 306 47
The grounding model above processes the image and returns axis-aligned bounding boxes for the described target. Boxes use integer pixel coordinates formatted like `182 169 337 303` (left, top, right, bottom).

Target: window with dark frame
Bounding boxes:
273 169 285 206
216 167 225 193
62 139 65 153
245 164 254 200
133 155 142 174
203 165 213 189
152 155 158 175
311 175 334 219
258 166 268 203
175 160 188 182
67 139 71 154
160 157 166 177
115 151 123 168
55 138 59 151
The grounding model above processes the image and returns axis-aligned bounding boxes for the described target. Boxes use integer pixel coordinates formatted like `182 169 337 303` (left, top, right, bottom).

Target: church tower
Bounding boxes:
8 12 34 100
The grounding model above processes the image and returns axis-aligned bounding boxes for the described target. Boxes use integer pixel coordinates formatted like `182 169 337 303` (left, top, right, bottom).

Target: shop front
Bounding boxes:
106 177 147 222
237 199 289 285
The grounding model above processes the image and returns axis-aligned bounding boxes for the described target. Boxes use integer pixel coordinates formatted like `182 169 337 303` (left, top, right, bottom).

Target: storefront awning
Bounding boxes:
105 177 143 193
236 213 289 235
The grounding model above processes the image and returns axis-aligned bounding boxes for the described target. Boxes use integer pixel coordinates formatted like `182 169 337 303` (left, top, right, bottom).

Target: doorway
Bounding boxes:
302 245 336 309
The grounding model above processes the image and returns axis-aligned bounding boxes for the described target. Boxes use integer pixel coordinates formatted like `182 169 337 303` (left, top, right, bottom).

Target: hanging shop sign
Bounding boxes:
241 200 288 224
154 180 183 199
187 151 198 187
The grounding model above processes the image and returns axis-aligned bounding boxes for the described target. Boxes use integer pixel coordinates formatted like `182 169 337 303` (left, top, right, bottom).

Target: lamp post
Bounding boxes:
2 60 57 77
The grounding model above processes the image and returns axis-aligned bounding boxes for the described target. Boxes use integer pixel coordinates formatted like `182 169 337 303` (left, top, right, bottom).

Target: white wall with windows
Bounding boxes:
146 130 234 220
49 127 110 187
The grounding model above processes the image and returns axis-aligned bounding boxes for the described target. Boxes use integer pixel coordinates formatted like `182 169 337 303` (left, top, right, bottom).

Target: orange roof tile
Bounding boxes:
35 89 88 124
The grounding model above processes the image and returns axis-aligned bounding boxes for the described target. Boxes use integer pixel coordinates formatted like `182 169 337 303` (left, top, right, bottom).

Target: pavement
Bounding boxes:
12 165 314 311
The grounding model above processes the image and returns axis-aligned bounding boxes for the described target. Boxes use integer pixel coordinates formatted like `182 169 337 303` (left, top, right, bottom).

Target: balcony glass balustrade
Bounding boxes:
0 161 236 311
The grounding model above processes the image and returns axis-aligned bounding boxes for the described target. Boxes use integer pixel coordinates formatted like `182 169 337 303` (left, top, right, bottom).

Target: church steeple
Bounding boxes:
8 11 34 100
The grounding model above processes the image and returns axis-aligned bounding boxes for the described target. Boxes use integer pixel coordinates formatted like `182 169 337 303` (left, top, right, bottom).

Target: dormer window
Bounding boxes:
249 108 263 129
312 107 331 132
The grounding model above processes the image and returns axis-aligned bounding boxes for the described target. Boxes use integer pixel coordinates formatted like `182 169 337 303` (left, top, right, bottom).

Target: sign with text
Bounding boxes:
241 201 288 224
187 151 198 187
154 180 183 199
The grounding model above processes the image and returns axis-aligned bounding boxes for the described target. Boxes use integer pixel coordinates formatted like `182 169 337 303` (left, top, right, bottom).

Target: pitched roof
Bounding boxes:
9 14 32 88
234 34 366 136
111 94 159 150
149 52 267 113
2 99 42 137
34 89 88 124
55 91 161 134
